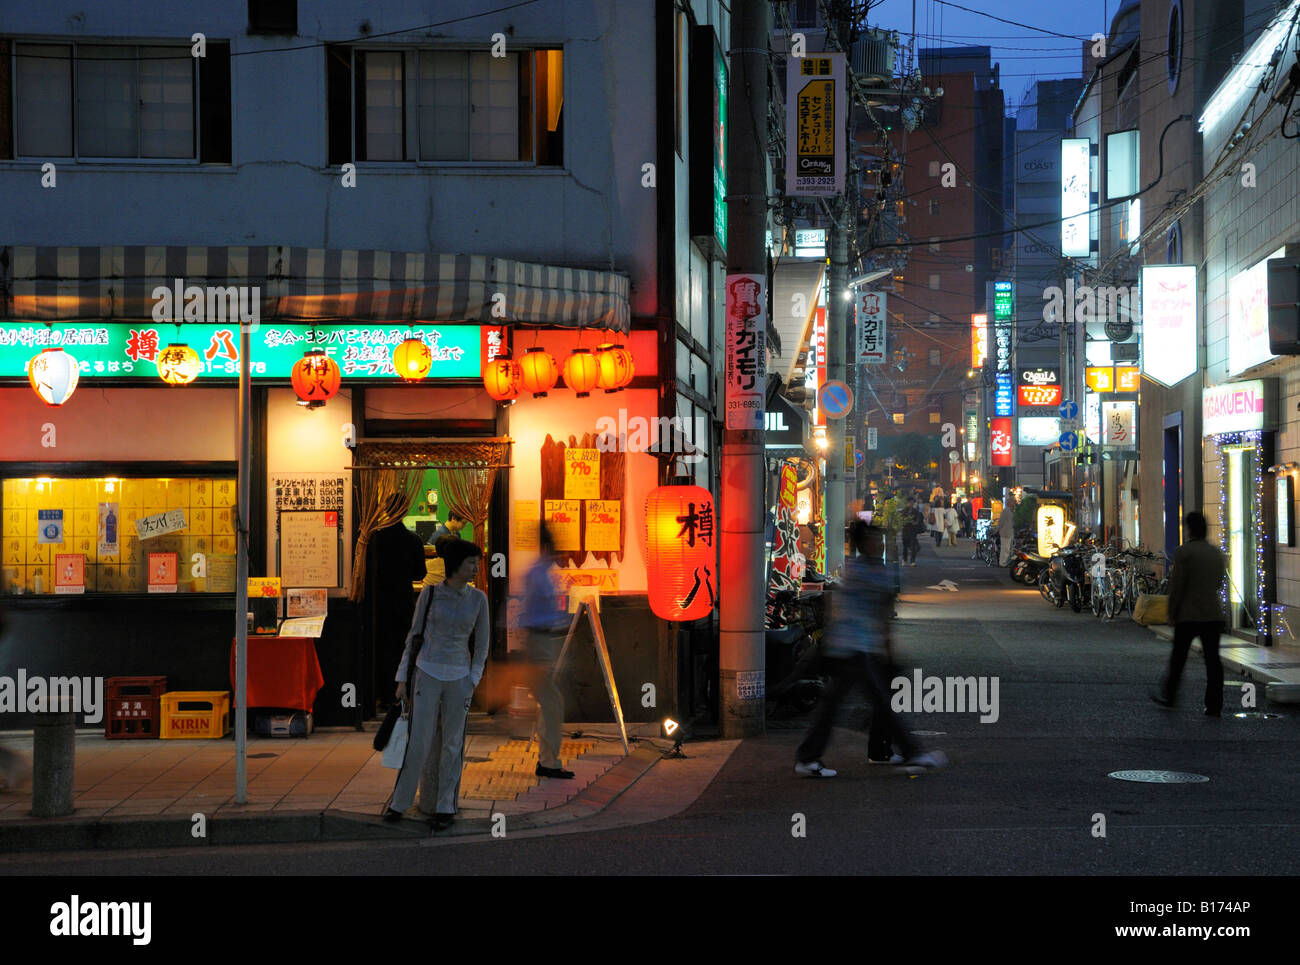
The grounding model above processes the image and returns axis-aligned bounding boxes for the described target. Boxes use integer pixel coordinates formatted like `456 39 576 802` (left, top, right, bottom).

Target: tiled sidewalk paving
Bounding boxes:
0 720 628 823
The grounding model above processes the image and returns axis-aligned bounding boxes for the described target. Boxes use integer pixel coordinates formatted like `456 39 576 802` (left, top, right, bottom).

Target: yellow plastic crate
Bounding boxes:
160 691 231 739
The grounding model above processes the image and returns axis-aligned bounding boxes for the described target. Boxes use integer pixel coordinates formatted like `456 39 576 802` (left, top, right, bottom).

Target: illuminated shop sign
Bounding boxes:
1019 367 1059 385
994 374 1014 416
1018 417 1061 447
991 417 1013 466
1202 379 1268 436
971 314 989 368
0 323 483 379
1061 138 1092 258
1140 265 1197 386
1018 384 1062 407
1227 248 1287 375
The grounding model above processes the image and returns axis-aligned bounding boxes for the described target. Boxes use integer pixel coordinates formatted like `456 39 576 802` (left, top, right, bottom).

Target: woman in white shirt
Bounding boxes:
383 537 490 831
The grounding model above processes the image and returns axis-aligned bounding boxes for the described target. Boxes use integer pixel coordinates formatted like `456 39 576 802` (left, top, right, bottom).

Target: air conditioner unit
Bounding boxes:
1268 256 1300 354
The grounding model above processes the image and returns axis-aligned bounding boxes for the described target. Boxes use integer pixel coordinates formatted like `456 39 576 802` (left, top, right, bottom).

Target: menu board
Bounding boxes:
208 555 236 592
585 500 621 552
513 500 540 551
564 449 600 499
543 499 582 552
279 511 340 588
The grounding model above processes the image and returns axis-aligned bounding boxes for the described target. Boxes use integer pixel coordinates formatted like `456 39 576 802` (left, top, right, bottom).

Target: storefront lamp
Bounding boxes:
483 356 522 402
290 349 342 409
562 347 601 397
518 347 559 397
393 337 434 381
594 343 634 392
645 485 716 622
157 344 202 385
27 347 80 407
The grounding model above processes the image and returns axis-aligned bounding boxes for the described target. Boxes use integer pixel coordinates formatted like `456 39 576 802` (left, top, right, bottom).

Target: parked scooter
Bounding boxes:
1010 541 1051 585
1043 534 1091 612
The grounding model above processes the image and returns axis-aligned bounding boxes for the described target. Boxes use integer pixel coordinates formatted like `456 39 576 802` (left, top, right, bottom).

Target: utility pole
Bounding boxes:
825 196 848 576
719 0 769 738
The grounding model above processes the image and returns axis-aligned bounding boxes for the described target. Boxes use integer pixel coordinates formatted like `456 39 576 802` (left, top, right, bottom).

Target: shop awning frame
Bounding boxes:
350 436 514 470
0 246 630 333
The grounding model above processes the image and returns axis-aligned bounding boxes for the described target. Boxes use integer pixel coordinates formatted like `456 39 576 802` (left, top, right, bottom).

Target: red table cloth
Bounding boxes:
229 636 324 712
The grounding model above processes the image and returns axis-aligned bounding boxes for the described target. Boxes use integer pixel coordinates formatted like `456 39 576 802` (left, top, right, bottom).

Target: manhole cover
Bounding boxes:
910 730 947 736
247 752 277 759
1231 712 1284 720
1108 770 1209 784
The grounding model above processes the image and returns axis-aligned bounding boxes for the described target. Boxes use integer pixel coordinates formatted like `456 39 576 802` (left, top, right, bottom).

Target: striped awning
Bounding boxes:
0 246 630 332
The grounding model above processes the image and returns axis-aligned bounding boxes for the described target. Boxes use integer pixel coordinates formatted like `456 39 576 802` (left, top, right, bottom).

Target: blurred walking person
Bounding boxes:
384 538 489 830
1152 512 1228 717
521 524 574 779
944 503 959 546
794 521 946 777
900 497 923 566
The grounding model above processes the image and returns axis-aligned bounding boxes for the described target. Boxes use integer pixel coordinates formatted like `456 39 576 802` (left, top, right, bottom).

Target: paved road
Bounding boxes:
3 540 1296 878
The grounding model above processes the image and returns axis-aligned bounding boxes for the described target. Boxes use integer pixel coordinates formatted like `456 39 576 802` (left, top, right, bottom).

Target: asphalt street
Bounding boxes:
2 540 1297 879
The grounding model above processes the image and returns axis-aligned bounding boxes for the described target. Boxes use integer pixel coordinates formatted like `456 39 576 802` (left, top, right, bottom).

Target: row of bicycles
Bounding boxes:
1004 529 1169 617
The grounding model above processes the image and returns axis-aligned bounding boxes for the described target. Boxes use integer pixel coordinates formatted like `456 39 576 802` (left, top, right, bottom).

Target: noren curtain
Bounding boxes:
349 468 424 601
438 466 501 589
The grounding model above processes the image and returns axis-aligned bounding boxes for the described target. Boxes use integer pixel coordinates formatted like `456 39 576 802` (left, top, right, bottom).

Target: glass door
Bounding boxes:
1224 445 1257 630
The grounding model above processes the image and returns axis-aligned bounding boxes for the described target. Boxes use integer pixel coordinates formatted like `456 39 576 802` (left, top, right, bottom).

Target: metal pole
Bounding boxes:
719 0 769 738
235 328 251 802
826 198 848 576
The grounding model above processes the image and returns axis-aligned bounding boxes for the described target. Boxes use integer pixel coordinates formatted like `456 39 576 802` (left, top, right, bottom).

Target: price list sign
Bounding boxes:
563 449 600 500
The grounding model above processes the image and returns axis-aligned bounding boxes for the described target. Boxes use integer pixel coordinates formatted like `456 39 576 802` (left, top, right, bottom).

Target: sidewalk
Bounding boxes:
0 718 662 852
1148 624 1300 702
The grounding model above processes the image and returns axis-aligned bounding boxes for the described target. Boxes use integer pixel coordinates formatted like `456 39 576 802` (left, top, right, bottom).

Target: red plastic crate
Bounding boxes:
105 676 167 739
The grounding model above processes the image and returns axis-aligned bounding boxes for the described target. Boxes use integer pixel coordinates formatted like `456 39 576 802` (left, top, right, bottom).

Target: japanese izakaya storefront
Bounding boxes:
0 245 699 727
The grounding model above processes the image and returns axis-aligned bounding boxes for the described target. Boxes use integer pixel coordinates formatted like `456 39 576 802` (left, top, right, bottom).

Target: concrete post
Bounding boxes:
31 706 75 817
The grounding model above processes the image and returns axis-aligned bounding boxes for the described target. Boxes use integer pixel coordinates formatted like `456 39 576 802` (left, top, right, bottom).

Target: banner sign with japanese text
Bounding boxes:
786 53 846 196
0 323 482 379
724 274 767 430
857 291 886 364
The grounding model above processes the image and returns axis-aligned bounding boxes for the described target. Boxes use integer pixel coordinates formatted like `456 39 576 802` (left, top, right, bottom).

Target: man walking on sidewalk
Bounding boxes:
1153 511 1227 716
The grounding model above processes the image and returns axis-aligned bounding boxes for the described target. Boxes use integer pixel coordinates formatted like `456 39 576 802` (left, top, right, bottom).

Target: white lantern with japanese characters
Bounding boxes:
645 485 716 621
27 347 80 406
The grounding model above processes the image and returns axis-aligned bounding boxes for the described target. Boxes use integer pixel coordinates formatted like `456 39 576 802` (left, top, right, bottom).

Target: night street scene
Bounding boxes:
0 0 1297 945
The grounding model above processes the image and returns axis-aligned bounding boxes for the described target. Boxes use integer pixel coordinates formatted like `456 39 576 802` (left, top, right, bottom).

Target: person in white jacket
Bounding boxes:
384 537 490 831
944 504 960 546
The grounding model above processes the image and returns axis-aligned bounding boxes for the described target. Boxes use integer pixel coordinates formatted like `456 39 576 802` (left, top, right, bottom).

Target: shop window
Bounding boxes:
2 475 237 595
331 46 563 165
12 42 231 162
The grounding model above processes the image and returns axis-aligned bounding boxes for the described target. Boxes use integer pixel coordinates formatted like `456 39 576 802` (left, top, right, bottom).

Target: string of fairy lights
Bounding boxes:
1211 430 1270 640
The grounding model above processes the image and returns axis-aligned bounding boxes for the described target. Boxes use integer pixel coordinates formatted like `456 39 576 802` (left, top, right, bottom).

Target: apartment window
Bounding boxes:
928 314 941 327
11 42 230 162
328 46 564 165
929 199 940 215
929 273 940 290
929 237 941 253
892 413 905 425
929 411 941 424
928 160 941 177
929 349 941 367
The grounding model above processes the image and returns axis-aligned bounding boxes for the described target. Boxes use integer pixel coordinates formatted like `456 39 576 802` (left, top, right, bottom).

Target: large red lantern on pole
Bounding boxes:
562 348 600 397
644 485 716 621
483 355 521 402
518 347 558 397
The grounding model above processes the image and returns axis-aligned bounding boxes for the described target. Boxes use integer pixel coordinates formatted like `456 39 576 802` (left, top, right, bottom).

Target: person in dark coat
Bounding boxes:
372 519 430 713
1153 511 1228 716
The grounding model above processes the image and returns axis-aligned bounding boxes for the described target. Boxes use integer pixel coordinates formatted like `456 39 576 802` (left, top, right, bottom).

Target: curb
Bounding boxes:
0 746 663 853
1147 624 1298 700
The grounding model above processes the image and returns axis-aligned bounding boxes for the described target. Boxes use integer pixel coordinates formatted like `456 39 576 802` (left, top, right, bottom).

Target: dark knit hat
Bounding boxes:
437 537 480 576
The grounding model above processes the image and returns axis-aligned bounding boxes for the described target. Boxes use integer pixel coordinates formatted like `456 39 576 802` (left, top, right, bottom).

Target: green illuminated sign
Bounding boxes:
714 43 728 246
0 323 483 379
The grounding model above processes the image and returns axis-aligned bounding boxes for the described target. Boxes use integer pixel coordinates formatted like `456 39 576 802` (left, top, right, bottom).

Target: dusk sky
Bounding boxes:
870 0 1114 114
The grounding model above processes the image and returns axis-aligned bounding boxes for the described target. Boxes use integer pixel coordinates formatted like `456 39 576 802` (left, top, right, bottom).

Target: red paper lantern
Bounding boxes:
562 348 601 397
645 485 716 621
291 349 342 409
393 337 433 381
518 347 558 397
483 355 522 401
594 343 634 393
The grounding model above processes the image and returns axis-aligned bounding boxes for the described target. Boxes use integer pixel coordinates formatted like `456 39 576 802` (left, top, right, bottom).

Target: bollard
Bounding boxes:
32 697 75 818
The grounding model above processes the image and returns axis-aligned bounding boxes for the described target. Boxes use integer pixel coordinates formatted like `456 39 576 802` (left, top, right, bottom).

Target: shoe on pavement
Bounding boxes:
1150 693 1175 709
536 764 575 779
429 813 455 831
381 807 404 823
1204 707 1221 718
868 754 905 765
794 760 838 778
900 751 947 774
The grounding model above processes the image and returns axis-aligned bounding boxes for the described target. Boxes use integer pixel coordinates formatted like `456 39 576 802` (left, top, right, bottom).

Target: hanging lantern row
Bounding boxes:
480 341 635 402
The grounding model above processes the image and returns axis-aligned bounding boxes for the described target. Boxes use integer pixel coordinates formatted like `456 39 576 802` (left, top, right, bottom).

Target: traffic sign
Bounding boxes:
818 380 854 419
1059 400 1078 420
855 450 865 467
866 427 878 450
1059 431 1079 451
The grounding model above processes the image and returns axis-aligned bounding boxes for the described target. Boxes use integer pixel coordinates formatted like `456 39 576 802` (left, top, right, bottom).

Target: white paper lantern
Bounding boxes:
27 348 80 406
